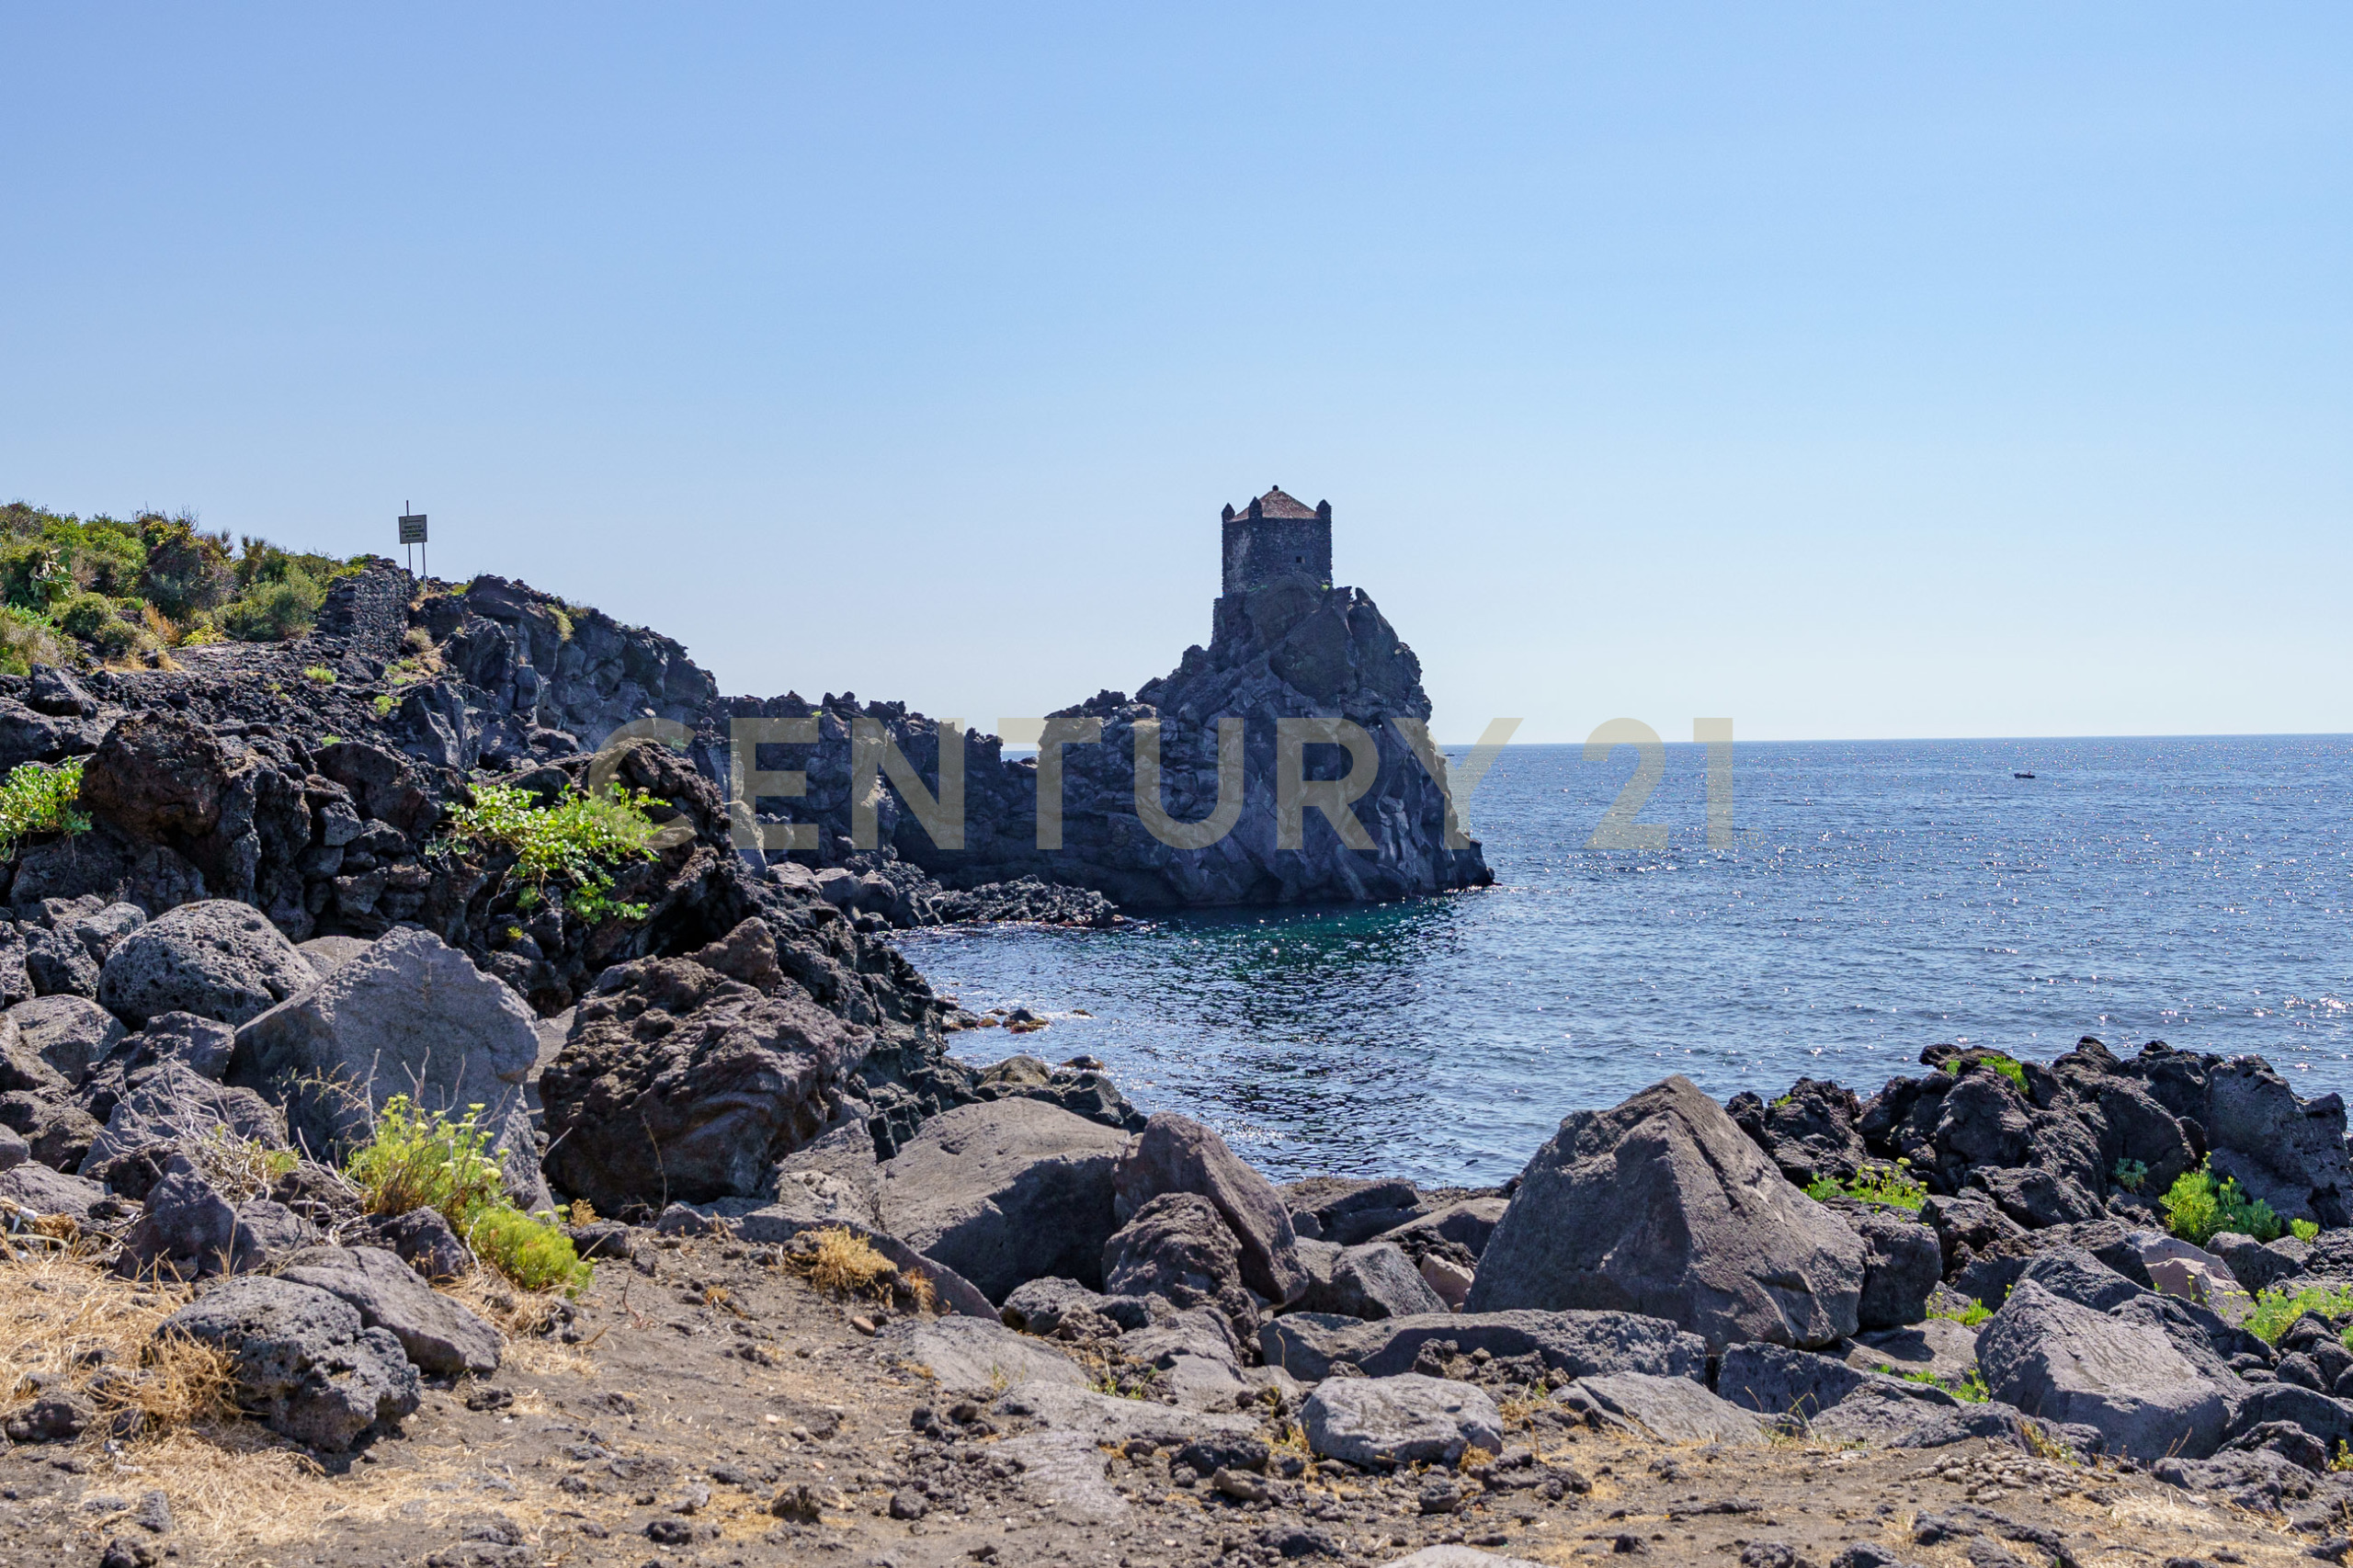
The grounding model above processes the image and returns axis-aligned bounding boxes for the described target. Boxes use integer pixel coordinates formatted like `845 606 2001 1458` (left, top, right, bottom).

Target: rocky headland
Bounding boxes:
0 548 2344 1566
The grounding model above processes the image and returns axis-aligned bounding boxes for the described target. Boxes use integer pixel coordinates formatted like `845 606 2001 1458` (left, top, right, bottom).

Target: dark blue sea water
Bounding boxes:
892 736 2353 1187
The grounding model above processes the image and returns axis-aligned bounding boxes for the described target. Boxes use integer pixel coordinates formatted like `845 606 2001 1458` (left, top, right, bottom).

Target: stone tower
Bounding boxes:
1221 486 1332 597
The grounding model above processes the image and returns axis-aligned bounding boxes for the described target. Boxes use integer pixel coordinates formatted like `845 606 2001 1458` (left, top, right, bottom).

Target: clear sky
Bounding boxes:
4 6 2347 743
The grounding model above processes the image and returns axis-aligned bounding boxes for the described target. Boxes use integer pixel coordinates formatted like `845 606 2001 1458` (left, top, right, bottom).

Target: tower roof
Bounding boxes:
1249 486 1319 519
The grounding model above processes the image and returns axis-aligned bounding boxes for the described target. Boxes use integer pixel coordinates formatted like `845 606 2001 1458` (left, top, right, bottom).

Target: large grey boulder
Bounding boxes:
2222 1382 2353 1457
5 994 125 1087
79 1059 287 1176
1373 1197 1508 1260
1114 1112 1307 1306
278 1245 501 1376
1846 1318 1982 1390
1848 1208 1939 1329
1294 1239 1449 1321
116 1153 311 1279
1103 1191 1248 1311
1717 1342 1958 1422
1555 1373 1769 1445
2205 1060 2353 1227
2211 1230 2310 1296
1467 1076 1866 1350
1258 1308 1707 1383
1977 1279 2230 1460
1802 1383 2012 1448
0 1162 104 1220
0 1017 69 1101
1282 1177 1427 1245
1302 1374 1502 1468
876 1098 1126 1302
538 920 860 1212
97 901 314 1027
233 926 544 1209
2011 1246 2146 1312
161 1275 420 1451
0 1090 100 1172
1000 1277 1144 1342
1116 1309 1251 1410
877 1315 1088 1396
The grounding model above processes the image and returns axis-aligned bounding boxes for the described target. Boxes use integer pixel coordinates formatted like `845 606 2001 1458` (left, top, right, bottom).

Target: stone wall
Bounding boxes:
1222 513 1331 596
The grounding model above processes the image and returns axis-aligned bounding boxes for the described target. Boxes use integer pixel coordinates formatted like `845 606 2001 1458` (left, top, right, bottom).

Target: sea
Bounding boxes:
891 735 2353 1187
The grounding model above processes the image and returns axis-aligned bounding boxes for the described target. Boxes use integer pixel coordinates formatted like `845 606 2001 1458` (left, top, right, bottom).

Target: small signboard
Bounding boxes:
398 514 428 544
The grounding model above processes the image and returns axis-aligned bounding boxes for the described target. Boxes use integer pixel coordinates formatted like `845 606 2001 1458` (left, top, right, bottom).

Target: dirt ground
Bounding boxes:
0 1236 2341 1568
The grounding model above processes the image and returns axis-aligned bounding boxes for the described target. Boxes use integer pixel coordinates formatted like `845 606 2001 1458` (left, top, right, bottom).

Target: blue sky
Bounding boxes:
4 5 2347 743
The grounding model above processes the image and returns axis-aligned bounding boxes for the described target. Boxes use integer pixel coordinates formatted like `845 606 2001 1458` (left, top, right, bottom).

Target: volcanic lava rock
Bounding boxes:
539 918 861 1213
160 1274 420 1452
1114 1112 1307 1307
877 1098 1126 1301
1469 1076 1865 1350
97 901 314 1028
233 926 543 1203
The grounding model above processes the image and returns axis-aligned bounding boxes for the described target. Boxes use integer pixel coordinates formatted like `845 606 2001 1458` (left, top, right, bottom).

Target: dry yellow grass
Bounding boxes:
0 1255 579 1560
0 1251 233 1436
799 1227 897 1301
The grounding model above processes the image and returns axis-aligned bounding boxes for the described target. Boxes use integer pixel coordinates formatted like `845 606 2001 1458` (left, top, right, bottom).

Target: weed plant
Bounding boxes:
0 756 89 858
2162 1160 2281 1245
437 782 660 920
343 1096 589 1295
1805 1160 1928 1212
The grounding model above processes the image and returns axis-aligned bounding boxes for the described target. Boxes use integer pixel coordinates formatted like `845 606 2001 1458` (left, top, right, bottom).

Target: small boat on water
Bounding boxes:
2014 771 2036 778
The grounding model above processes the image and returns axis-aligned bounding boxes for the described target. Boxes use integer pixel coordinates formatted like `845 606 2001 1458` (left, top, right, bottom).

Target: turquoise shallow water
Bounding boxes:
892 735 2353 1186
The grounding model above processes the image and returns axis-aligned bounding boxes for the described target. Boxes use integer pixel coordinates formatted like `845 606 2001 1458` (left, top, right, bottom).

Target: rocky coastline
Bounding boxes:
0 562 2345 1565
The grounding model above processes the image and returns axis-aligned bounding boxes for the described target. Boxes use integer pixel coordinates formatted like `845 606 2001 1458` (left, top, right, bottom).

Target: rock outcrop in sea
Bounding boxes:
707 574 1492 908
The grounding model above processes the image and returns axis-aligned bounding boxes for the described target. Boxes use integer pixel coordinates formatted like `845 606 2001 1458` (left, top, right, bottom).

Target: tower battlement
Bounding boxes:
1220 486 1332 597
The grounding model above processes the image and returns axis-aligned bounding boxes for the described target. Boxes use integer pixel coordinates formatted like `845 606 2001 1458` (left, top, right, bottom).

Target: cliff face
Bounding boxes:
708 580 1494 908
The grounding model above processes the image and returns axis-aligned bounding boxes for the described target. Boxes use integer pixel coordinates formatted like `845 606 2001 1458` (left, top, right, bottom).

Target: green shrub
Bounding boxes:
2111 1158 2149 1193
301 665 336 685
1 542 76 615
53 591 138 654
2244 1283 2353 1346
438 782 660 921
466 1206 591 1295
372 693 396 717
1805 1161 1927 1212
55 591 116 640
2162 1161 2281 1246
1940 1051 2029 1091
0 606 70 676
342 1095 590 1296
137 514 233 620
0 756 89 858
2294 1219 2321 1243
345 1095 508 1226
215 568 325 641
